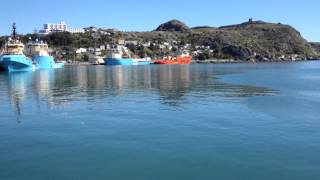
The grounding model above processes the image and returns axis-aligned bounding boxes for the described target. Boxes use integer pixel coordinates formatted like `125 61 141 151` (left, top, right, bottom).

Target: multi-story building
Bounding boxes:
39 21 84 35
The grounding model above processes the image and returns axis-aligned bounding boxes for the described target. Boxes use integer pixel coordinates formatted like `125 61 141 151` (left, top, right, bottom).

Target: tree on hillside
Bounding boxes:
43 32 75 47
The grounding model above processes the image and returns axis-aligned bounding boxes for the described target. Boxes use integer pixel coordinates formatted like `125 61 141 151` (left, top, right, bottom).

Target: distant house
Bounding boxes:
84 26 98 32
68 28 85 34
105 44 111 50
171 40 178 45
125 40 138 46
118 39 125 45
184 44 191 48
163 42 170 46
159 45 166 49
94 51 102 56
88 47 95 53
100 31 111 36
142 41 151 47
76 48 87 54
100 45 106 50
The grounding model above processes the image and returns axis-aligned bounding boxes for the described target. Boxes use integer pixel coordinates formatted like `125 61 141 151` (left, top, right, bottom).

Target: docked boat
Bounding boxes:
25 39 64 69
132 57 153 65
153 53 192 65
0 24 34 72
104 45 152 66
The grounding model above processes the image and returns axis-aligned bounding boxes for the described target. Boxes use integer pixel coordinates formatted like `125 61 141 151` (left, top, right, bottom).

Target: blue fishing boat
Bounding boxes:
104 45 152 66
0 23 34 72
26 39 64 69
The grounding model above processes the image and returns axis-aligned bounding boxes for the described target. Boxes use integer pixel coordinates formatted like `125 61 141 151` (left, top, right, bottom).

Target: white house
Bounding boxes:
68 28 85 34
125 40 138 46
118 39 125 45
76 48 87 54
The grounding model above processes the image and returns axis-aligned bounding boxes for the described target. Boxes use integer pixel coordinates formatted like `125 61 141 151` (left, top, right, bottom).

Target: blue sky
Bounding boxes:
0 0 319 41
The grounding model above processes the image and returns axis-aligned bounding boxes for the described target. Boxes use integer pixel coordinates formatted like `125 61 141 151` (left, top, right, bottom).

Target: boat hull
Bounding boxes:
104 58 152 66
132 59 153 65
153 56 192 65
32 55 64 69
0 55 34 72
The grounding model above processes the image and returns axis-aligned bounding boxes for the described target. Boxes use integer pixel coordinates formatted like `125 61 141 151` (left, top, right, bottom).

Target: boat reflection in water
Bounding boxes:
6 69 63 121
7 71 33 122
3 65 277 119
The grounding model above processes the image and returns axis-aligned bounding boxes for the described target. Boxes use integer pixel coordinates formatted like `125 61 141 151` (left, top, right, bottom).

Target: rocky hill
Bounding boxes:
152 19 319 61
155 19 191 33
189 20 318 60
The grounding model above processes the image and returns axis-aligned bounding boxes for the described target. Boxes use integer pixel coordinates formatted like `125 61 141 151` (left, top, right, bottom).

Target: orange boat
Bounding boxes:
153 54 192 65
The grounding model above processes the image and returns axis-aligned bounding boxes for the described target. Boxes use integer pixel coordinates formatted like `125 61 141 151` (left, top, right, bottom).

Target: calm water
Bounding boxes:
0 62 320 180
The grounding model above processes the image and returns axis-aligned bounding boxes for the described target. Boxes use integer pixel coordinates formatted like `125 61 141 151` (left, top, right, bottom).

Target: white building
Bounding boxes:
142 41 151 47
68 28 85 34
118 39 125 45
99 45 106 50
39 21 84 34
76 48 87 54
125 40 138 46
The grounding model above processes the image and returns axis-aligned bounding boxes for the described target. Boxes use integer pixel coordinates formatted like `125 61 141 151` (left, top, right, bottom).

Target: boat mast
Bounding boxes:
12 23 17 39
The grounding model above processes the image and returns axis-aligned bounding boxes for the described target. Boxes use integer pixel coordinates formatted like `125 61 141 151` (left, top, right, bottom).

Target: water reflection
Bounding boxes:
0 65 277 116
6 72 33 121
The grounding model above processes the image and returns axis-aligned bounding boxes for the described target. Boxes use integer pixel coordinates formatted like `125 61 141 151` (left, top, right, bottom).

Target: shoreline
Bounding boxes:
64 59 320 66
191 59 320 64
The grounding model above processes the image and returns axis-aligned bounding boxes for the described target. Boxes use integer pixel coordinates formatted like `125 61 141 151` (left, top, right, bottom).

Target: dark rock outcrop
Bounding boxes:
221 45 252 59
155 19 191 33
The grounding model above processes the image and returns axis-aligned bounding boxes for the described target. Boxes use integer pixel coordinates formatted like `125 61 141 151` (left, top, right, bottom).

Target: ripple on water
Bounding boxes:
1 63 320 180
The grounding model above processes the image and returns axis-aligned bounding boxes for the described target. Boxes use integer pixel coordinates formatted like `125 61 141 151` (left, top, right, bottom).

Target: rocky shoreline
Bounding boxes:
193 58 320 64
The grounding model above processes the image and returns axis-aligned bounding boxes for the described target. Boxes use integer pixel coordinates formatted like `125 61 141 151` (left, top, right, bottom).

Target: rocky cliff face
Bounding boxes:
190 20 318 60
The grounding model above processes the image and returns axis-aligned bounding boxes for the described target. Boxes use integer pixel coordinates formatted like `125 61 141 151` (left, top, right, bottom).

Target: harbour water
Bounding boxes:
0 62 320 180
